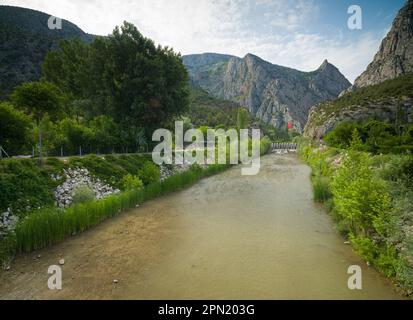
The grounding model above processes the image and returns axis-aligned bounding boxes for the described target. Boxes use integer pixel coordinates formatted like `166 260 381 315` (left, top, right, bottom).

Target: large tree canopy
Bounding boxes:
0 102 31 155
43 22 190 134
11 81 63 122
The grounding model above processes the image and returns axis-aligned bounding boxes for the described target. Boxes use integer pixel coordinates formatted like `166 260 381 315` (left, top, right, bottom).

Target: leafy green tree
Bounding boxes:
89 116 120 153
57 118 93 155
11 81 63 163
362 121 396 153
0 102 31 156
133 128 148 153
31 115 59 157
43 22 190 134
324 122 360 148
42 38 92 118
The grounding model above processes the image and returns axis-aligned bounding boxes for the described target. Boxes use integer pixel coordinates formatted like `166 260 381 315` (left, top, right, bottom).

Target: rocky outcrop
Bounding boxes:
353 0 413 88
304 97 413 139
55 168 120 208
183 53 351 131
0 209 18 237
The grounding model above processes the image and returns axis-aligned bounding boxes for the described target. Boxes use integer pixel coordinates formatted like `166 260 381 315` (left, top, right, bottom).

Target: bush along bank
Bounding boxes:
298 136 413 296
0 136 273 268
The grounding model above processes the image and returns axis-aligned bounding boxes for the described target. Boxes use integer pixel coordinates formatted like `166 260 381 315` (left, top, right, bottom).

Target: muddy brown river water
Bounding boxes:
0 154 402 299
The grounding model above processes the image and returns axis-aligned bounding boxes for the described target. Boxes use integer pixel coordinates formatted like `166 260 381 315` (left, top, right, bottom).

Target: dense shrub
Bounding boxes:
325 120 413 154
331 151 391 236
72 185 95 205
0 102 32 155
0 159 55 215
138 162 161 185
324 122 360 149
121 174 143 191
260 136 272 155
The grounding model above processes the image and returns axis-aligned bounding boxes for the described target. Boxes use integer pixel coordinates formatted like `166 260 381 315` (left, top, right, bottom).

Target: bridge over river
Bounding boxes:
272 143 298 153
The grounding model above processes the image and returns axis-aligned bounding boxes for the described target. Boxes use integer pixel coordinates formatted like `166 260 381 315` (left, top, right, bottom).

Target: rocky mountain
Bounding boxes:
305 0 413 139
0 5 93 99
353 0 413 88
304 74 413 139
183 53 351 131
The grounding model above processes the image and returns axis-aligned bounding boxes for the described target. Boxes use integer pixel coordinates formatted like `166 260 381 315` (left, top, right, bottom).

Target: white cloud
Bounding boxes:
2 0 387 82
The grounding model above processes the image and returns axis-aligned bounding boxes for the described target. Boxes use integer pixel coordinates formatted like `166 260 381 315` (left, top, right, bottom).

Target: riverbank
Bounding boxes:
298 140 413 297
0 154 401 299
0 137 272 269
0 158 230 269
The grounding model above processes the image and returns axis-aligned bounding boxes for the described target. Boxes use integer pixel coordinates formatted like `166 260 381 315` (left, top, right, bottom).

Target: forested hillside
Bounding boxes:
0 6 93 99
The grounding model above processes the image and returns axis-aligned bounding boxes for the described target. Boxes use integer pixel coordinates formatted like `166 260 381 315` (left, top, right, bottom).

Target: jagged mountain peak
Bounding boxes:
183 52 350 131
318 59 330 70
353 0 413 87
243 53 261 61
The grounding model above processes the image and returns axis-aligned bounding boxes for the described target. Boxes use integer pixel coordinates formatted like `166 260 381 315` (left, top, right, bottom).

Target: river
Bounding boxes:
0 154 401 299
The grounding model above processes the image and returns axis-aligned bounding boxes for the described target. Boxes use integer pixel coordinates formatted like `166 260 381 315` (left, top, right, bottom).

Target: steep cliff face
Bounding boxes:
183 53 350 131
0 5 93 98
305 0 413 139
353 0 413 88
183 53 234 97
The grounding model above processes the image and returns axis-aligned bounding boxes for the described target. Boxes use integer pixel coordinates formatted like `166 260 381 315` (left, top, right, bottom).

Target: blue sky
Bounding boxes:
2 0 407 82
